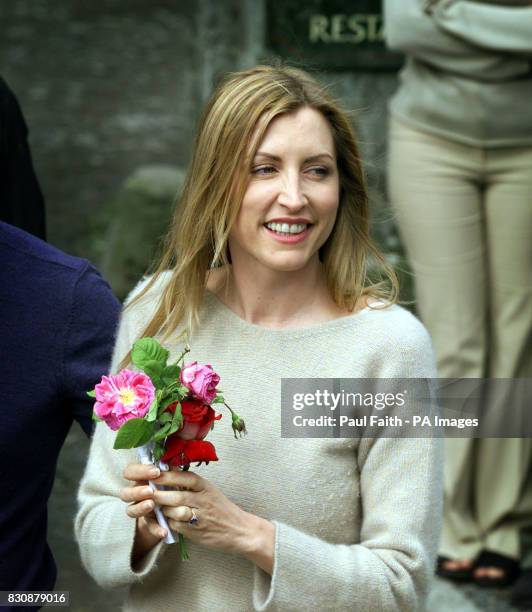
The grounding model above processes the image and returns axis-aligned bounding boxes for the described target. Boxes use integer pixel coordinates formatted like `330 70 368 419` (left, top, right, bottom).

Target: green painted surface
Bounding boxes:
266 0 402 70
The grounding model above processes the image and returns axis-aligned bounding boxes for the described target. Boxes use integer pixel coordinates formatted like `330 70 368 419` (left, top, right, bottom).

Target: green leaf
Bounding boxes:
140 361 165 390
153 440 166 462
146 398 158 422
144 360 163 376
168 420 182 436
211 395 224 404
161 364 181 386
152 422 172 442
143 360 164 384
87 390 96 398
113 418 156 449
131 338 169 370
158 392 183 414
159 410 173 424
170 402 183 434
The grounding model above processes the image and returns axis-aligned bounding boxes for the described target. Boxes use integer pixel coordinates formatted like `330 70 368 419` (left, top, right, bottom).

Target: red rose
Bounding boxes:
167 398 221 440
181 398 210 423
161 438 218 467
162 398 222 467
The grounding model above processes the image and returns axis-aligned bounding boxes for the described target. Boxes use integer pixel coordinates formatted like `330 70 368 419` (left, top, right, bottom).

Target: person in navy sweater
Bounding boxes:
0 221 120 608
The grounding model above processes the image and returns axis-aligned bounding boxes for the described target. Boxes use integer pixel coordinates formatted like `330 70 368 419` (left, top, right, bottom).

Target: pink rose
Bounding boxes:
94 369 156 431
180 362 220 404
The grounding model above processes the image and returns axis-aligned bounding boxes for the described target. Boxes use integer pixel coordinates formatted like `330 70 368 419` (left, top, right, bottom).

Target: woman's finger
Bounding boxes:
123 463 160 482
152 489 198 508
120 484 154 504
152 469 205 491
161 505 195 523
144 514 168 540
167 518 186 534
125 498 155 519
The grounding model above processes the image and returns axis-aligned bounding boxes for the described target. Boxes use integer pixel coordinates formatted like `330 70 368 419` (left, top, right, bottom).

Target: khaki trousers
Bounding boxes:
387 116 532 560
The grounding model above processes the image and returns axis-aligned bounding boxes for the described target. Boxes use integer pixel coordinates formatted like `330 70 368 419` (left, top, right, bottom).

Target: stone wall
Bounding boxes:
1 0 266 264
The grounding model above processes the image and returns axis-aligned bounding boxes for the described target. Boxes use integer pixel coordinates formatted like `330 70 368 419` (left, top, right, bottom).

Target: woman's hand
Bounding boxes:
121 463 275 573
120 463 168 565
150 468 253 555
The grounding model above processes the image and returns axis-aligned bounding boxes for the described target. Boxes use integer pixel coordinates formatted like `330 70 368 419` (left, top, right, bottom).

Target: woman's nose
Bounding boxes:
277 174 308 209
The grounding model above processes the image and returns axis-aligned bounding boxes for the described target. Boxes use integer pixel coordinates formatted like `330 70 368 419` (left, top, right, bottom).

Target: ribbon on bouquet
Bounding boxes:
137 443 175 545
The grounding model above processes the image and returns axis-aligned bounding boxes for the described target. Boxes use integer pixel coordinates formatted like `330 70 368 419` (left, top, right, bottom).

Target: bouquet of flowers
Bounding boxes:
87 338 246 560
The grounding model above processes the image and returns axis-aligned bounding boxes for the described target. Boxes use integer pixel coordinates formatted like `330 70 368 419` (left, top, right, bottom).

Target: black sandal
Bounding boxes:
511 568 532 609
436 555 474 582
474 550 521 588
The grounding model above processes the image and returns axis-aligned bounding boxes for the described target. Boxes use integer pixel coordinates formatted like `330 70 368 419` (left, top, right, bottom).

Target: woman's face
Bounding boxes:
228 107 340 275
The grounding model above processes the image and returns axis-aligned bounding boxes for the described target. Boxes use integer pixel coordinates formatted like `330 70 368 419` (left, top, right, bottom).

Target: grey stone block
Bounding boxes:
100 165 186 300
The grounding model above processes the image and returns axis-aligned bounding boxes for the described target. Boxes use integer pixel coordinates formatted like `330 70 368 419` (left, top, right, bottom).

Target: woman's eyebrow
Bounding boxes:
254 151 335 162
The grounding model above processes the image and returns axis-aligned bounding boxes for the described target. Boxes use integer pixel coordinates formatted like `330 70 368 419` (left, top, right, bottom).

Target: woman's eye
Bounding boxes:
252 166 276 175
251 165 330 177
307 166 329 177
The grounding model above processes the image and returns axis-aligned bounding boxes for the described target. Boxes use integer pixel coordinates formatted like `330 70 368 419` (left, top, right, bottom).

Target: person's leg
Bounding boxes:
387 117 486 565
485 145 532 381
473 145 532 582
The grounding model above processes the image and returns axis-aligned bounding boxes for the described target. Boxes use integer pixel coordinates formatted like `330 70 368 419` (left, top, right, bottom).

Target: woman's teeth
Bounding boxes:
265 222 307 235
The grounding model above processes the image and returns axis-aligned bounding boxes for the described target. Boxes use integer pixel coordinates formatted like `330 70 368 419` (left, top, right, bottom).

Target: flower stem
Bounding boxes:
174 345 191 366
223 401 234 416
178 533 189 560
178 463 190 560
223 401 247 438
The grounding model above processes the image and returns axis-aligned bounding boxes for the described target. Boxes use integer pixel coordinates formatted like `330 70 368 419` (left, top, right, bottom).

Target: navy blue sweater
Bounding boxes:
0 222 120 601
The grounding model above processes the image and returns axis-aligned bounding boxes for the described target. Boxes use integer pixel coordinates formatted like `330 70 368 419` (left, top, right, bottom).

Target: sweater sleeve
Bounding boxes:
252 322 443 611
74 293 166 588
430 1 532 57
61 263 120 438
383 0 530 78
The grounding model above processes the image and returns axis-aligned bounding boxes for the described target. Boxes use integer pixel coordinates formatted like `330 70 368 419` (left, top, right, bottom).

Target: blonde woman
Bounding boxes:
75 65 443 611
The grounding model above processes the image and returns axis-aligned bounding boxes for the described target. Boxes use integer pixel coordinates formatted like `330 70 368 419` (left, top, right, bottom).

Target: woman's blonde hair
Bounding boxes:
120 64 398 367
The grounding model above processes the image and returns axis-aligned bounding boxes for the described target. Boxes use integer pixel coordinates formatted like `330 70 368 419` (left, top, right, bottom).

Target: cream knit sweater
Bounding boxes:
75 273 443 611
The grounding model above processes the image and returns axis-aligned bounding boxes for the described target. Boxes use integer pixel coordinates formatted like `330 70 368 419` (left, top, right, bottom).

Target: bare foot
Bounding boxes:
474 566 504 579
442 559 474 571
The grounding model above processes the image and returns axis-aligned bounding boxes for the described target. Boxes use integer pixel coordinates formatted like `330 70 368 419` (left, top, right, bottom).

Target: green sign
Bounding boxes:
267 0 402 70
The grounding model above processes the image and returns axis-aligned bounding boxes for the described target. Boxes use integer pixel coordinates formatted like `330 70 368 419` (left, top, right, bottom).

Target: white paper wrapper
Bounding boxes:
137 443 175 545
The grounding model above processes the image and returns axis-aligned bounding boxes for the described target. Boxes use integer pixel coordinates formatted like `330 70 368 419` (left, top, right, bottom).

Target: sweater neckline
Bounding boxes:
203 288 376 338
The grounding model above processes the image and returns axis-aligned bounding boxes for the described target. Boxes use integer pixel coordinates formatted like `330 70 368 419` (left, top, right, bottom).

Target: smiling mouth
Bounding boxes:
264 221 312 236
